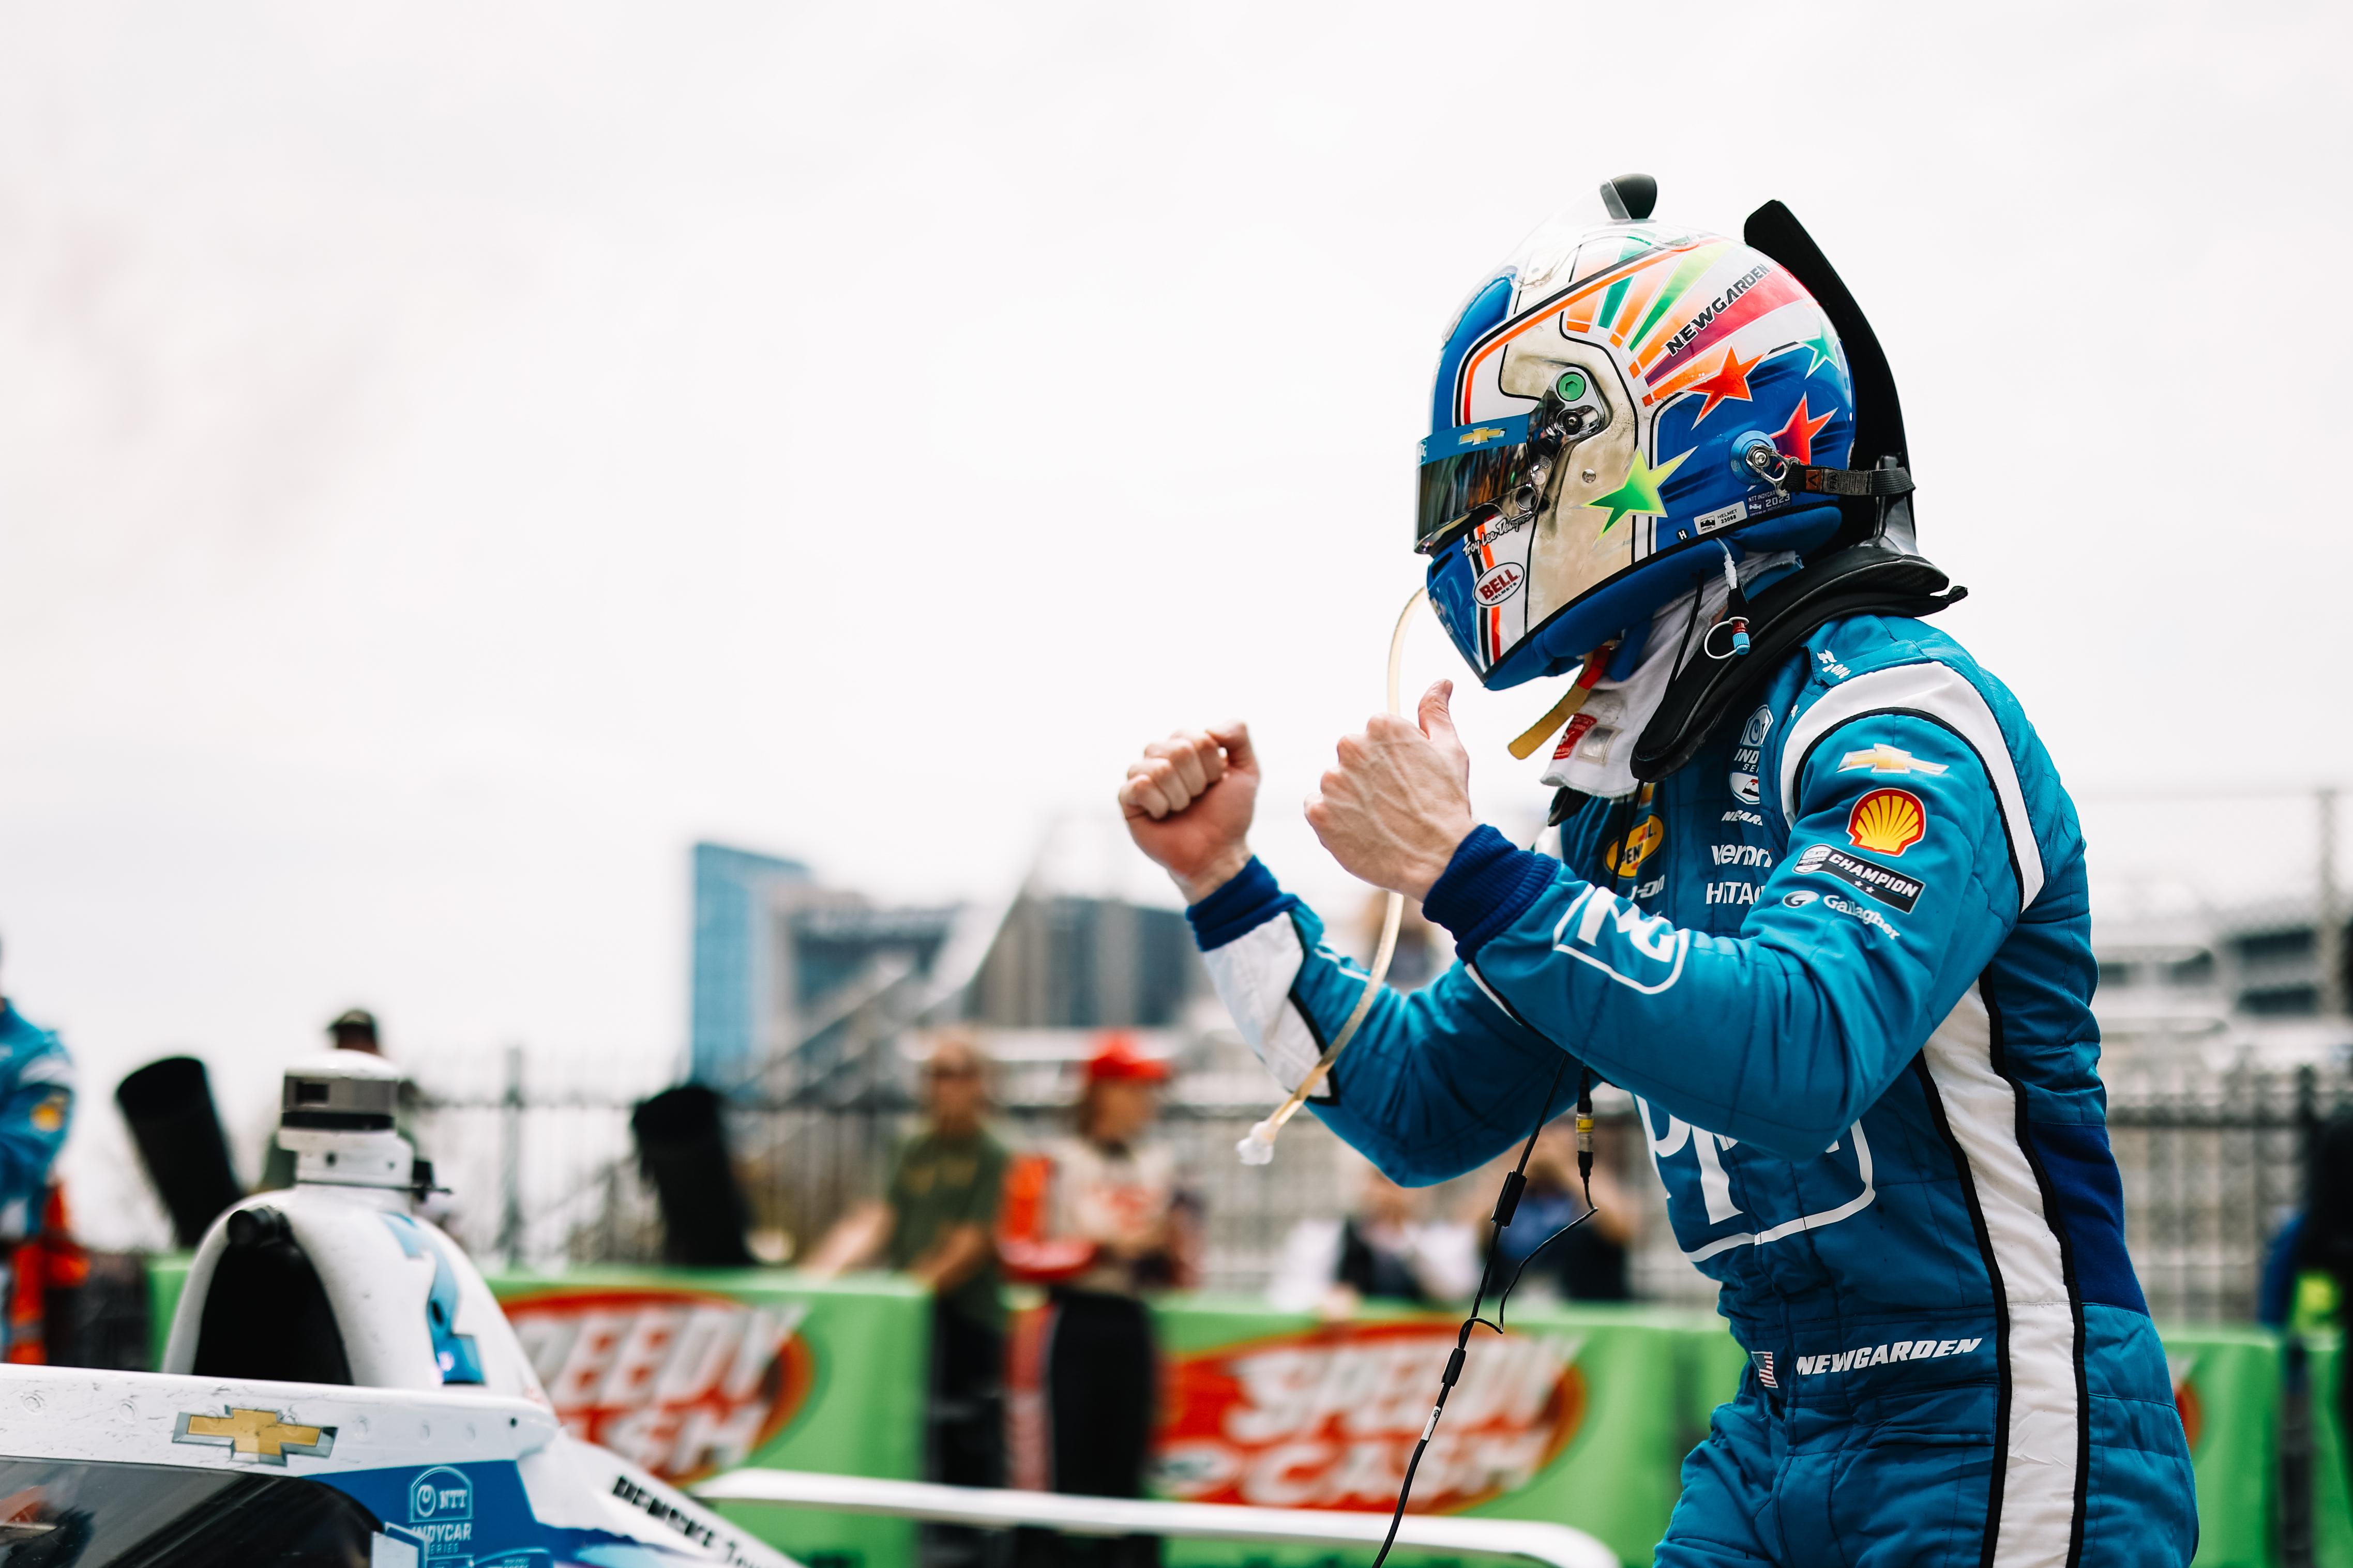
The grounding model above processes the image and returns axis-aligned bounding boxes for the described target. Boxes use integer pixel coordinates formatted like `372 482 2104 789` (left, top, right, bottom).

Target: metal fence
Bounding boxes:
404 1041 2353 1322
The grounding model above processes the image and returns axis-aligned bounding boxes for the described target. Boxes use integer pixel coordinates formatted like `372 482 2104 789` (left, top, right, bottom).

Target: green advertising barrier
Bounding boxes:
2305 1336 2353 1568
147 1258 930 1568
141 1255 2324 1568
487 1269 931 1568
1138 1296 1726 1568
2160 1324 2280 1568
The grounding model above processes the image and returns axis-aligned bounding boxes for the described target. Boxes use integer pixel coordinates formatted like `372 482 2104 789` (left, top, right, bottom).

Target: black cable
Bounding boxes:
1368 1058 1594 1568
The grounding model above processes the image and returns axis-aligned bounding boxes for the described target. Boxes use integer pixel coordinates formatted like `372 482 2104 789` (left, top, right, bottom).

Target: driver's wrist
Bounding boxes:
1400 818 1477 902
1174 842 1254 905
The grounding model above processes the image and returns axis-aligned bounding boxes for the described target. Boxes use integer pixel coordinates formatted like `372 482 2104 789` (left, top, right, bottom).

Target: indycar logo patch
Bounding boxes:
1793 843 1924 913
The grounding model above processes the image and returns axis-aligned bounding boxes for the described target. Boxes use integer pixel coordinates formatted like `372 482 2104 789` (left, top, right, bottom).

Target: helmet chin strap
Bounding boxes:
1505 642 1618 762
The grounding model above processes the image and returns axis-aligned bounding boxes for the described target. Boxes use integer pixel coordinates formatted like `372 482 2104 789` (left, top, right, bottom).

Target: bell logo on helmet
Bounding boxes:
1847 789 1927 857
1475 562 1525 607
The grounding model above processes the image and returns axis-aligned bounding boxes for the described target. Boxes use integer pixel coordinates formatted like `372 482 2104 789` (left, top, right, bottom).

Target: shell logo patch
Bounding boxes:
1847 789 1926 857
1605 818 1665 879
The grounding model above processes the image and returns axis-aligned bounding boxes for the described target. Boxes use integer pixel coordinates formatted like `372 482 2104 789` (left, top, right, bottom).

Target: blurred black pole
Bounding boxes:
114 1057 245 1249
629 1085 755 1267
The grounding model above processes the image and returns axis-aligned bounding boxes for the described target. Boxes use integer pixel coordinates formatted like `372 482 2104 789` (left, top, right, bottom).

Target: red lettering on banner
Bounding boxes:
1139 1319 1586 1514
505 1288 813 1483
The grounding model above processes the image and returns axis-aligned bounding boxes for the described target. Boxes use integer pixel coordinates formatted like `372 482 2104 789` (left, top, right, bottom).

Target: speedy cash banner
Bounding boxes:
1151 1316 1586 1512
1146 1306 2283 1568
1140 1298 1697 1568
138 1264 2292 1568
485 1269 932 1568
497 1285 815 1480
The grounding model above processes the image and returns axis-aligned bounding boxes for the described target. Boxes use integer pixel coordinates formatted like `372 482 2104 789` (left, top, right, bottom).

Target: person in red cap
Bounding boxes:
998 1033 1197 1568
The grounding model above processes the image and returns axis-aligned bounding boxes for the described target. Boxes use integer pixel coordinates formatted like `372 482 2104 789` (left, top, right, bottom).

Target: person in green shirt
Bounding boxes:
808 1031 1010 1514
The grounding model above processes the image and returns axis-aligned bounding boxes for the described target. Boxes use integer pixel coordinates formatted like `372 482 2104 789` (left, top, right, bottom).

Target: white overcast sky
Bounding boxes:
1 3 2347 1239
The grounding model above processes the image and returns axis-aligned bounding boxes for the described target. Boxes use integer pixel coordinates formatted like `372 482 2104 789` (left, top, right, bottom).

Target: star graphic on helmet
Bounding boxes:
1686 347 1762 426
1790 328 1842 379
1772 397 1834 465
1585 447 1692 535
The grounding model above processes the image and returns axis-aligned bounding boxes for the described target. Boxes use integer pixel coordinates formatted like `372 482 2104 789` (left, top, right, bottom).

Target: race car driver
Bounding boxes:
1118 180 2196 1566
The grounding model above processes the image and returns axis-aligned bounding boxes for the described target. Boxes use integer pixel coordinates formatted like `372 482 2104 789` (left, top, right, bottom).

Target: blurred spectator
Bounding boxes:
1000 1034 1195 1568
0 938 74 1356
261 1009 423 1190
806 1030 1010 1512
1486 1119 1640 1304
1266 1160 1477 1317
2292 1109 2353 1497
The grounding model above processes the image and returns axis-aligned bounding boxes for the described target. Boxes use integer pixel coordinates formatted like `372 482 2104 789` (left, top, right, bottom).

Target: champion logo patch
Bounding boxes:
1793 843 1925 913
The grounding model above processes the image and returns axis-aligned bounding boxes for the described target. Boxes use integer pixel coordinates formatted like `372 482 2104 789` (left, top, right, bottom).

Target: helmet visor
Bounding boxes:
1414 415 1532 553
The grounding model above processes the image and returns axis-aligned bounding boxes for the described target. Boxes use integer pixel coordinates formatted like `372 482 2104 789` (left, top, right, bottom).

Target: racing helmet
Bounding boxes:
1418 177 1859 690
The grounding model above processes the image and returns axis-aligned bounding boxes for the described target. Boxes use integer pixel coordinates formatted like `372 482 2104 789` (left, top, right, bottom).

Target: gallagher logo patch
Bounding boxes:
1847 788 1926 857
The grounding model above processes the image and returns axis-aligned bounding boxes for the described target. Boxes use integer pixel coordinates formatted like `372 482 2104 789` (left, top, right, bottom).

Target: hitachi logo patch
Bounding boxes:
1794 1337 1982 1376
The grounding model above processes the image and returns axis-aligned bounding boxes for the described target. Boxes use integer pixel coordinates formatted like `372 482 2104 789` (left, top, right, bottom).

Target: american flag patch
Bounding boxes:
1751 1350 1778 1389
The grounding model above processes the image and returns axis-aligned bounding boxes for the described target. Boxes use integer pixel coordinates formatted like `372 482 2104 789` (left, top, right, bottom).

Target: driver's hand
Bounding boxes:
1304 680 1477 901
1119 723 1259 903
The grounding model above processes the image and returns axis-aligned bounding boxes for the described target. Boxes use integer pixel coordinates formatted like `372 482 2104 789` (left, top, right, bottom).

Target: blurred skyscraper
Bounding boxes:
689 843 809 1085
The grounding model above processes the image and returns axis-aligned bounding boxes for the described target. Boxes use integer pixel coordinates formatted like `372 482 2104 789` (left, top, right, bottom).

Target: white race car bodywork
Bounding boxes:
0 1053 793 1567
0 1363 789 1565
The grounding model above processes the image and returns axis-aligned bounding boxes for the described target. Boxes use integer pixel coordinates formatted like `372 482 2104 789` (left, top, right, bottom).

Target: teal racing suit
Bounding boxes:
1187 614 2194 1567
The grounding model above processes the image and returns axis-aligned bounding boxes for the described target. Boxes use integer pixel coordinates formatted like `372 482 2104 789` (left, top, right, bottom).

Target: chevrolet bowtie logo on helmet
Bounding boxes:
1459 426 1510 446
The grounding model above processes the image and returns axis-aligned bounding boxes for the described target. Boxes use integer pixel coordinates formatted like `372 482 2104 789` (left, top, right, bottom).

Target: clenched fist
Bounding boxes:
1119 723 1259 903
1304 680 1477 900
